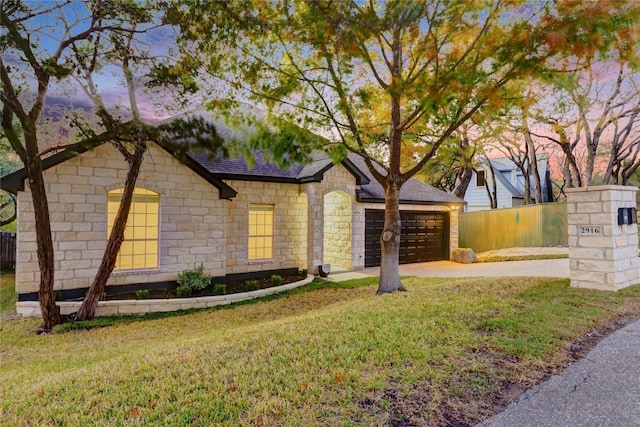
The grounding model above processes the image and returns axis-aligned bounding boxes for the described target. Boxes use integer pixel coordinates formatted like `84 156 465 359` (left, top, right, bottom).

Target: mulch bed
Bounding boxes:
106 273 307 301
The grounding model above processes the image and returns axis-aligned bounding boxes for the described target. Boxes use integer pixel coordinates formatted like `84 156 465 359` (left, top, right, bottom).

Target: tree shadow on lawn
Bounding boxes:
55 277 383 332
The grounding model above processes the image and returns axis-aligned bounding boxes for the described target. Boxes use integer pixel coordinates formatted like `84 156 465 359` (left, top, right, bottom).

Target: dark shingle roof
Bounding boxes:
347 154 464 204
166 106 463 204
191 146 463 205
0 104 464 205
481 155 551 200
187 150 305 182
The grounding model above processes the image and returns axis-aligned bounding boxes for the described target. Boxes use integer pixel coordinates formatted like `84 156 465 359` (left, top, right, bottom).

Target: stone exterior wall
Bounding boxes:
323 191 352 269
567 185 639 291
14 144 459 298
303 164 357 273
222 180 308 274
15 143 228 294
449 208 459 255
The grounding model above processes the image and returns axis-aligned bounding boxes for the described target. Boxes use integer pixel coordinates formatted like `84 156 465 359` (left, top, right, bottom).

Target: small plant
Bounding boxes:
300 268 308 277
177 265 211 291
245 280 260 291
271 275 283 286
176 285 192 298
135 290 150 300
213 283 227 295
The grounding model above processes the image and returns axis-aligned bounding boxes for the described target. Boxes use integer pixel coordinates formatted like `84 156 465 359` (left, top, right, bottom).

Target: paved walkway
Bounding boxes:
477 319 640 427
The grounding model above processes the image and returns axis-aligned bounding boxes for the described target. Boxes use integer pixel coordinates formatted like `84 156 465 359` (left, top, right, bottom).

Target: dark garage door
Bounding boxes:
365 210 449 267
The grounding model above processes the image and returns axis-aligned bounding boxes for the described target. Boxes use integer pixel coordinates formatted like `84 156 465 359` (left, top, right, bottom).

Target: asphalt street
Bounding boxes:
477 319 640 427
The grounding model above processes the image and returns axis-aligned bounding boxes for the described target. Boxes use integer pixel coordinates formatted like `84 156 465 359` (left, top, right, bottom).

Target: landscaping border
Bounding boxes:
15 275 314 318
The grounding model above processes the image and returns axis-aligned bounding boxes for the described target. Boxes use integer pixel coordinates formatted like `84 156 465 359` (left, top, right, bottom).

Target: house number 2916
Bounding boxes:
578 226 601 236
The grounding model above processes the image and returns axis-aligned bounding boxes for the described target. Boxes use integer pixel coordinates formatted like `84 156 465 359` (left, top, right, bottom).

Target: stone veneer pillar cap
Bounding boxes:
565 185 638 193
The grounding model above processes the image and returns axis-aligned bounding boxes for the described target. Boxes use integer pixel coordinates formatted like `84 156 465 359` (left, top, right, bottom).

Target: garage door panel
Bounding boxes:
364 210 449 267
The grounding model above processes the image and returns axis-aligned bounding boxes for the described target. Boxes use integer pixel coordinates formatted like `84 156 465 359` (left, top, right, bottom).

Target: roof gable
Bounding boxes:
0 140 237 199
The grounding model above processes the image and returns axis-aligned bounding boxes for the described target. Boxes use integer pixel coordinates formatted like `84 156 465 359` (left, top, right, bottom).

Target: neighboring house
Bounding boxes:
460 155 554 212
1 111 464 303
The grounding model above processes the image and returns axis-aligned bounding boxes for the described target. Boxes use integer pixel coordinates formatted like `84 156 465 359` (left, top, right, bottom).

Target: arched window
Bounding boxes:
107 188 159 270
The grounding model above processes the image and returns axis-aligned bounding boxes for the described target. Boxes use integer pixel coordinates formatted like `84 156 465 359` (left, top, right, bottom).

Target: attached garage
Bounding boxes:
364 210 450 267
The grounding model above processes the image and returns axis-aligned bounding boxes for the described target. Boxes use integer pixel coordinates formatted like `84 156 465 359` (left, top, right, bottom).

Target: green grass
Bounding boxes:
2 275 639 426
0 272 16 315
477 253 569 263
0 220 16 234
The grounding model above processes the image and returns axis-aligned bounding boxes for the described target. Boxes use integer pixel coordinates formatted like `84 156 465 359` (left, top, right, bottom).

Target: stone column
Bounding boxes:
449 208 460 258
304 183 323 275
566 185 639 291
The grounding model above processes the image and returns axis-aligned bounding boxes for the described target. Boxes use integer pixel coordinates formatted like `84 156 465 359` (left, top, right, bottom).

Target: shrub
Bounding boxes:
271 275 283 286
245 280 260 291
213 283 227 295
176 285 192 298
135 290 150 300
177 265 211 291
300 268 308 277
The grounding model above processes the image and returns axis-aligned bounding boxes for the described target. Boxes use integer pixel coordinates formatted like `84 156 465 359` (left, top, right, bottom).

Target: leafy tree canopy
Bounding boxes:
166 0 638 181
164 0 639 293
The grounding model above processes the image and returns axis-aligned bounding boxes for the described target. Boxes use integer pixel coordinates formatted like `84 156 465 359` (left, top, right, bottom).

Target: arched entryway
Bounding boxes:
323 190 352 270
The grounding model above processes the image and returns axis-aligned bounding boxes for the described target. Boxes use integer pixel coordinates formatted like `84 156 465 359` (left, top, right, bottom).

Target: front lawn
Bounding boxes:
2 275 639 426
0 272 16 314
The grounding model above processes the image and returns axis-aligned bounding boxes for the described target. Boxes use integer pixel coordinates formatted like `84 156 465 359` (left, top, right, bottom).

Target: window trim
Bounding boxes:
476 170 486 187
248 203 274 260
107 187 160 271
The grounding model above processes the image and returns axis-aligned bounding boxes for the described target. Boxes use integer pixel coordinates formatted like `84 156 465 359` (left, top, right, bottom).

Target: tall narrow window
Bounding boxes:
107 188 159 270
248 204 274 259
476 170 486 187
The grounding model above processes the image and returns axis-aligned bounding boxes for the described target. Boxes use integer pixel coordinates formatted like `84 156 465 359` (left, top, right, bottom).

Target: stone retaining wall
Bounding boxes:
16 275 314 318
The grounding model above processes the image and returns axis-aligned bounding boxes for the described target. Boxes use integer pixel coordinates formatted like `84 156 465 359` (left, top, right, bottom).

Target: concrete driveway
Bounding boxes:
326 258 569 282
361 258 570 278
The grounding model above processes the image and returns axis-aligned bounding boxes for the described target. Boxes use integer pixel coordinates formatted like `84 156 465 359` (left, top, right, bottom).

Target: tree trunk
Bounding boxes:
482 157 498 209
454 167 473 199
522 114 542 203
0 194 17 226
75 142 146 320
560 144 582 188
522 168 531 205
29 160 61 330
525 138 542 203
376 180 405 294
585 146 597 186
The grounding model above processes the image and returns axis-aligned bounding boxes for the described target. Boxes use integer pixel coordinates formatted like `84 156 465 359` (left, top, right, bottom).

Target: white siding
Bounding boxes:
463 168 513 212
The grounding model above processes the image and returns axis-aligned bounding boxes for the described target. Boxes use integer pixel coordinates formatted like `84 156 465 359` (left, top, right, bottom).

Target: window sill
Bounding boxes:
112 268 160 275
247 259 274 265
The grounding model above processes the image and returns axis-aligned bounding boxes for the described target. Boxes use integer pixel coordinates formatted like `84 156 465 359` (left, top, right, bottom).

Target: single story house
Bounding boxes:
2 110 464 302
460 155 554 212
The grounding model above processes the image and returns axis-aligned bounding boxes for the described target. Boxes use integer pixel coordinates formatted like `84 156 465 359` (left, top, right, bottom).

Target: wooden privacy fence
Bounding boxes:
1 232 16 271
459 203 568 253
